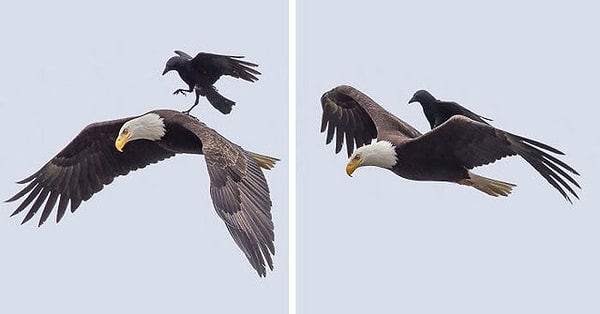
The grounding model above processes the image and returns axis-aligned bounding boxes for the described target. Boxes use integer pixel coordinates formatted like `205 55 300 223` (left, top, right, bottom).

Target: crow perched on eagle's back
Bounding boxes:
321 85 581 203
409 89 492 129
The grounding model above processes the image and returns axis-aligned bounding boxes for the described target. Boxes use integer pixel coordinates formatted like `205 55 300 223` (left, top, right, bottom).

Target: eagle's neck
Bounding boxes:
355 141 397 169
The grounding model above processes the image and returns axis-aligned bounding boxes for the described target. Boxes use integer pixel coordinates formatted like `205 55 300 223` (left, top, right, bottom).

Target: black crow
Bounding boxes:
162 51 261 114
408 90 492 129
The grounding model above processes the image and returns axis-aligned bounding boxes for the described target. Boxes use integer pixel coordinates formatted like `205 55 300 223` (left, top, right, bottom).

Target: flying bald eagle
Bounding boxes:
6 110 278 276
162 50 260 114
320 85 581 202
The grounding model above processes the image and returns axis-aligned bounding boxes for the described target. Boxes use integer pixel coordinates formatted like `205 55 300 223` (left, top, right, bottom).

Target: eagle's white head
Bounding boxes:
346 141 397 176
115 113 166 152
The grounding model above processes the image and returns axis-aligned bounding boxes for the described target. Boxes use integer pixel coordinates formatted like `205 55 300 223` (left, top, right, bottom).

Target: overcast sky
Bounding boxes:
2 1 600 313
0 1 287 313
298 1 599 313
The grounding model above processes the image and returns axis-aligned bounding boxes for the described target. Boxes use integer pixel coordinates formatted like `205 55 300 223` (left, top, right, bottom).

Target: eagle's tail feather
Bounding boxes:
246 152 279 170
459 171 516 197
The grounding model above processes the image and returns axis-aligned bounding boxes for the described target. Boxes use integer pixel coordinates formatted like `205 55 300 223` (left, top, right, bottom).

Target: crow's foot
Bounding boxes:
173 89 189 96
182 104 198 115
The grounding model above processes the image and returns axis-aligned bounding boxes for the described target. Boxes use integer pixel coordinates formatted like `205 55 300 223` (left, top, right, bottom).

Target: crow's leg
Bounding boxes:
182 89 201 115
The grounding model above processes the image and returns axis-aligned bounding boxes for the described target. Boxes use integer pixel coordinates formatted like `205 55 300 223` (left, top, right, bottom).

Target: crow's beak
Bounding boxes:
408 96 418 104
162 67 169 75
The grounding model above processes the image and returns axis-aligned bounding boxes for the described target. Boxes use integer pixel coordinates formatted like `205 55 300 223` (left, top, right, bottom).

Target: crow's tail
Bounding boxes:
200 86 236 114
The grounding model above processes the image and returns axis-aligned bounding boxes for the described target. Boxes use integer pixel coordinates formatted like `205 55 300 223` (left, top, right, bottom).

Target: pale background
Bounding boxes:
3 1 600 313
0 1 288 313
298 1 599 313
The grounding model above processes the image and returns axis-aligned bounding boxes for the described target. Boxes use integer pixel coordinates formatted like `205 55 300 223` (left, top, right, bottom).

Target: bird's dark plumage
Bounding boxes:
162 51 261 114
6 110 278 276
409 89 492 129
321 85 581 203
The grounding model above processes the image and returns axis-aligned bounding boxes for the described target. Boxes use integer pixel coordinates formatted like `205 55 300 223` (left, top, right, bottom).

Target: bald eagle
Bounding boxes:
162 50 260 114
6 110 278 276
320 85 580 202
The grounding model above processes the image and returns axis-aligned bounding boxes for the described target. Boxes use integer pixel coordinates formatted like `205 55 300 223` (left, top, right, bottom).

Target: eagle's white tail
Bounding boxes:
247 151 279 170
459 171 516 197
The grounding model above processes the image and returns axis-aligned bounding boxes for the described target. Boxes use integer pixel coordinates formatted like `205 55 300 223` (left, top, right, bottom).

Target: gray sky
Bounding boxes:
298 1 599 313
3 1 600 313
0 1 287 313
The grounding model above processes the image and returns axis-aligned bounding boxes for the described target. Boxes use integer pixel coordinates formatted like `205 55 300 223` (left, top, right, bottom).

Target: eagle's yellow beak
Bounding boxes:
115 132 131 152
346 158 360 177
